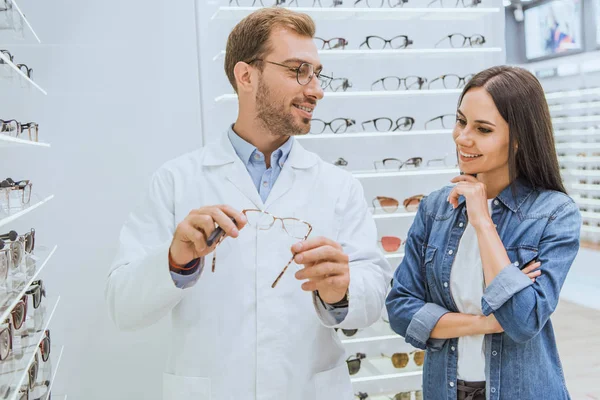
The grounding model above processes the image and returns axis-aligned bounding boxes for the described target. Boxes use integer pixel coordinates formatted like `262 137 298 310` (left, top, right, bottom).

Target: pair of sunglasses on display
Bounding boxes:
373 195 424 213
0 50 33 78
0 229 36 281
0 293 48 362
207 209 313 288
380 236 402 253
334 327 358 337
346 350 424 375
0 178 33 207
0 119 39 142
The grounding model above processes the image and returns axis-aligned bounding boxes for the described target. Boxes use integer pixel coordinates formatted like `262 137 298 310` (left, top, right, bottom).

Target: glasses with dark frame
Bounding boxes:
248 59 332 88
371 76 427 91
374 157 422 171
0 0 12 12
0 49 14 64
381 350 425 368
435 33 486 48
310 118 356 134
427 74 473 89
26 279 46 309
428 0 481 7
210 209 312 288
425 114 455 130
354 0 408 7
325 77 352 92
360 35 413 50
361 117 415 132
0 179 33 208
346 352 366 375
314 37 348 50
0 119 39 141
16 63 32 78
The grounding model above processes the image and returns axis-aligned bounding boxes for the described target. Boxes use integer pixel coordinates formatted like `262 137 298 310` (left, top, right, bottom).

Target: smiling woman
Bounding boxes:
386 66 582 400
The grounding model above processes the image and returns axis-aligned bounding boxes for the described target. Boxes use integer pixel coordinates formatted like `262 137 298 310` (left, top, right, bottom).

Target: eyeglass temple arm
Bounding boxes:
434 36 448 48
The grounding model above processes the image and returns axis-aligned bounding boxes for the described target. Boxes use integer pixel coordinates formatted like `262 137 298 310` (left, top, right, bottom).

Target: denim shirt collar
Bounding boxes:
227 125 294 168
456 178 535 213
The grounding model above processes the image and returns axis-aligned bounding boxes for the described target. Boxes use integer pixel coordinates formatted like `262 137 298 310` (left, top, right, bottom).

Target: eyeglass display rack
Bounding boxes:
0 2 65 399
527 56 600 251
197 0 505 397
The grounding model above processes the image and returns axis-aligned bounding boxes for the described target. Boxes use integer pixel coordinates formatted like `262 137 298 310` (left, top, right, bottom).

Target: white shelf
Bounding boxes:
0 135 50 148
550 101 600 113
0 52 46 95
546 88 600 100
297 129 452 140
559 156 600 164
4 0 41 43
562 169 600 178
43 345 64 400
211 6 500 21
384 252 404 260
582 225 600 233
213 47 503 62
555 129 600 138
553 115 600 125
372 211 417 220
342 334 402 344
0 245 57 327
0 296 60 400
351 370 423 384
573 196 600 206
215 89 461 103
581 212 600 220
353 167 459 179
556 143 600 150
0 195 54 229
571 183 600 192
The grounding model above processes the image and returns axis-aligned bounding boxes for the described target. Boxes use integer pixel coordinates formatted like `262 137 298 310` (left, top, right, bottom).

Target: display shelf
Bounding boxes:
297 129 452 140
552 116 600 125
0 53 46 95
0 195 54 229
562 169 600 178
549 101 600 113
0 296 60 400
42 345 64 400
211 6 500 21
546 87 600 100
384 252 404 260
213 47 503 62
353 167 459 179
570 183 600 191
559 156 600 164
0 135 49 148
0 245 57 328
556 143 600 150
1 0 41 43
581 212 600 220
572 196 600 206
215 89 461 103
582 225 600 233
554 129 600 138
372 211 417 220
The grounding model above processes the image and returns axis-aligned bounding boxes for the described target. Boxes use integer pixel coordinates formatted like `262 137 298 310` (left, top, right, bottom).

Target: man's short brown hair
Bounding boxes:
224 8 316 93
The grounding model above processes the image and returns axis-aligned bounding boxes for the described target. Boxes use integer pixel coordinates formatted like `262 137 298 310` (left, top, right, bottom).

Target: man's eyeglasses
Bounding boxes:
428 0 481 6
360 35 413 50
314 37 348 50
310 118 355 134
248 59 332 88
427 73 473 89
354 0 408 7
371 76 427 91
0 119 39 142
435 33 486 48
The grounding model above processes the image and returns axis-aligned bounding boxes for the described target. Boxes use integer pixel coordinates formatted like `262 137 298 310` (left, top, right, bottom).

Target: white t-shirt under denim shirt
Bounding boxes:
450 199 494 382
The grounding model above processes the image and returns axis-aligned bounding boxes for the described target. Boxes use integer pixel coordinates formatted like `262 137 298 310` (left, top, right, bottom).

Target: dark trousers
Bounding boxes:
457 379 486 400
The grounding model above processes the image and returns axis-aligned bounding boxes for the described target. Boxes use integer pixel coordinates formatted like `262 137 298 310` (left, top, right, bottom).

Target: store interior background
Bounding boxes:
1 0 600 398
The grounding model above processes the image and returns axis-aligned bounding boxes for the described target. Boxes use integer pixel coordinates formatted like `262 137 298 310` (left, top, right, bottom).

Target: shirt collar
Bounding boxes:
227 125 294 168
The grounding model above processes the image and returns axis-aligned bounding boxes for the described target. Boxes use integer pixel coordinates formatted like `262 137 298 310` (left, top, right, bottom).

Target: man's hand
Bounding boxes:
292 237 350 304
169 205 247 266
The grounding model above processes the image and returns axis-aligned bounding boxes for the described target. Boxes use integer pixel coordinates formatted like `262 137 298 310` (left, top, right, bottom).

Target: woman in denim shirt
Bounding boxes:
386 66 581 400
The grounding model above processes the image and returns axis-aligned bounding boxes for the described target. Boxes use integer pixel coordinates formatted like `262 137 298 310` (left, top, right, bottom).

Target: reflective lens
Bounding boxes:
28 353 38 389
391 352 409 368
11 300 25 330
281 218 311 239
449 34 466 48
381 236 402 252
39 333 50 362
393 393 411 400
413 350 425 366
341 329 358 337
375 196 399 213
0 251 9 281
403 195 424 212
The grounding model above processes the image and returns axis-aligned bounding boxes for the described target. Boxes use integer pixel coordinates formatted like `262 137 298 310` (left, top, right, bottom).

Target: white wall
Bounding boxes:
1 0 202 398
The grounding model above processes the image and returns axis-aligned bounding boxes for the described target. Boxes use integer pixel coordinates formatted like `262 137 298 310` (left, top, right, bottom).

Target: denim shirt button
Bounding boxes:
444 282 448 288
449 382 455 388
459 222 464 228
494 200 499 206
492 351 498 356
451 346 456 351
448 249 454 255
491 388 496 393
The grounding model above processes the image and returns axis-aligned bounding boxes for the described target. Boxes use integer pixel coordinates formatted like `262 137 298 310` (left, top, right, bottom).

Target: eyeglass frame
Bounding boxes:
371 76 427 91
427 74 473 90
424 114 456 130
247 59 332 87
361 117 415 132
373 157 423 171
435 33 486 48
314 37 348 50
0 119 38 142
360 35 413 50
310 118 356 134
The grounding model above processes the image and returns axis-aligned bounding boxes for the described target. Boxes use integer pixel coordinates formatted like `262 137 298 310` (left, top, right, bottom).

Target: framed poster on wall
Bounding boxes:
524 0 583 61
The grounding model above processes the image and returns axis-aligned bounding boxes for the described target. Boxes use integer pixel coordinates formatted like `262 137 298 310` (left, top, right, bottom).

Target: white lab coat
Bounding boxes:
105 131 392 400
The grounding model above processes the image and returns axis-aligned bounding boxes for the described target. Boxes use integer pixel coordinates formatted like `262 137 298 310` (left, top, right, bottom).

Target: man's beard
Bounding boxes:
255 78 311 137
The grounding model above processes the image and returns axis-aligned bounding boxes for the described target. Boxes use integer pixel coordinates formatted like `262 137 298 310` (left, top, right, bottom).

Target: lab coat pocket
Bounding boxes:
314 363 353 400
163 372 211 400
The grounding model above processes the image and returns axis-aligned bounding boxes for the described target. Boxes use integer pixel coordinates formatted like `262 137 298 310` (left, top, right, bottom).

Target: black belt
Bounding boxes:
457 379 486 400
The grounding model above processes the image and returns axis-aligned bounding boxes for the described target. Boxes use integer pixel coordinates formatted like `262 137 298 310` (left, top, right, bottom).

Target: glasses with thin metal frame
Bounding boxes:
248 59 332 88
372 195 424 214
0 178 32 208
373 157 423 171
0 119 39 142
435 33 486 48
371 76 426 91
326 77 352 92
310 118 355 134
241 209 313 288
428 0 480 7
427 74 473 89
314 37 348 50
16 63 32 78
361 117 414 132
360 35 413 50
354 0 408 7
346 352 366 375
425 114 455 130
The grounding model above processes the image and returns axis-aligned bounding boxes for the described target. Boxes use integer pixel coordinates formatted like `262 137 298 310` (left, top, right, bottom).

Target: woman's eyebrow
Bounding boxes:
457 109 496 127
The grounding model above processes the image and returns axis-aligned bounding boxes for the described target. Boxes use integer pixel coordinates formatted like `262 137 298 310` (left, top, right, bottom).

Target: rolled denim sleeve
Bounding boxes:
313 293 349 325
386 195 450 351
484 201 581 344
169 258 205 289
481 262 533 315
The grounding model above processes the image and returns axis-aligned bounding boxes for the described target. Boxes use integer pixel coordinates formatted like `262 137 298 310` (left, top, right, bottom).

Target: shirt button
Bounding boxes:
451 346 456 351
491 388 496 393
494 200 499 206
449 382 455 388
515 261 520 267
448 249 454 255
254 154 260 160
444 282 448 288
459 222 464 228
492 351 498 356
262 181 268 187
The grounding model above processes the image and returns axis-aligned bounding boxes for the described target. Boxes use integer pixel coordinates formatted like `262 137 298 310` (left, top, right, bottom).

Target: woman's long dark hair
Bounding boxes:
458 66 566 194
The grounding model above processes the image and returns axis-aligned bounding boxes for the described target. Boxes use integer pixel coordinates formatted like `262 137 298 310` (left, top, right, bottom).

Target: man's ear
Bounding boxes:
233 61 254 93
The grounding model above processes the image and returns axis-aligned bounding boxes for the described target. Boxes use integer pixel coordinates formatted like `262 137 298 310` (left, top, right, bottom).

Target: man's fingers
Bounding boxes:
187 215 217 240
205 208 241 238
179 222 208 254
291 236 342 254
294 245 347 265
216 205 248 230
295 261 342 280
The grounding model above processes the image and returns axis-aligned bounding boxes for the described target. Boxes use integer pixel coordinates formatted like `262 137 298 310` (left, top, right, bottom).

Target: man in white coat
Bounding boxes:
106 7 391 400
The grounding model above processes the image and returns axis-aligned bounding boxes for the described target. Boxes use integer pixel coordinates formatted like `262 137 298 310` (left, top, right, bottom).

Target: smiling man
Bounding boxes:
106 7 391 400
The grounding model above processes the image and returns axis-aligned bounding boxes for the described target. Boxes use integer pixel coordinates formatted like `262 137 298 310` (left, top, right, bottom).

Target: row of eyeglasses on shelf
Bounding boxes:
228 0 481 9
0 50 33 79
318 73 473 93
0 119 39 142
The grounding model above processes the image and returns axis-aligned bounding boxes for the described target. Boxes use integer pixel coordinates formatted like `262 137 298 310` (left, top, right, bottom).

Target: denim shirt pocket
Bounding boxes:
506 246 539 269
421 244 438 303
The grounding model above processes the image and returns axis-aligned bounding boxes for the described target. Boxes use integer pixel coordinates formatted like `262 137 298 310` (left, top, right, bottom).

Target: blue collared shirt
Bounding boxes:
386 178 581 400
